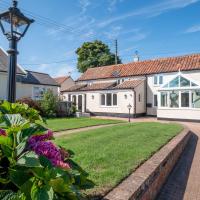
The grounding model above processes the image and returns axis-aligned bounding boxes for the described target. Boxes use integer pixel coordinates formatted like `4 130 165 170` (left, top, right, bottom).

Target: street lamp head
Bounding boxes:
0 0 34 41
127 103 132 110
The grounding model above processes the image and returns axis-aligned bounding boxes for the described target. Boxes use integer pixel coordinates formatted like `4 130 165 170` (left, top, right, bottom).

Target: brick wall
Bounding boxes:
104 128 191 200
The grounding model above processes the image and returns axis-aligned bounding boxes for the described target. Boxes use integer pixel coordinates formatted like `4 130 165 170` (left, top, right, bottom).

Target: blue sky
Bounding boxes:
0 0 200 80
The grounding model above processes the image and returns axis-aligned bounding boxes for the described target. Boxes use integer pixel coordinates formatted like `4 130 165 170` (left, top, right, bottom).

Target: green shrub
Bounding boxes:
0 101 94 199
40 90 58 118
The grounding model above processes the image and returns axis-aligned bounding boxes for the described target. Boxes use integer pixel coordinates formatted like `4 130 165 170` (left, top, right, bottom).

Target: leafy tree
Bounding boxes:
76 40 122 73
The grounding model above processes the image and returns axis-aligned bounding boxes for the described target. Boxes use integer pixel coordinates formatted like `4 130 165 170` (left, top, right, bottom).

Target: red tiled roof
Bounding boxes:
54 76 70 84
114 80 143 89
63 80 144 92
78 54 200 81
81 82 116 91
62 84 87 92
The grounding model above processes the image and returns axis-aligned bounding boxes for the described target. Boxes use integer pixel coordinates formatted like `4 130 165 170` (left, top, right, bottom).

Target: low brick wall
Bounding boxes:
104 128 191 200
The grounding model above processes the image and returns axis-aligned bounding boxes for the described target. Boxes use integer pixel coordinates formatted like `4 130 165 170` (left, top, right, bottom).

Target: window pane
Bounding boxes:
154 76 158 85
170 91 179 107
181 91 189 107
161 92 168 107
154 95 158 107
159 76 163 84
169 76 179 88
106 93 112 106
101 94 105 105
180 76 190 87
192 82 198 87
113 94 117 105
192 90 200 108
138 94 141 102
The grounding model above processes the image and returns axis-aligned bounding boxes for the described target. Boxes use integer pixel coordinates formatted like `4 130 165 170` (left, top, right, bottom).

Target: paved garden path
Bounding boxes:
54 123 126 138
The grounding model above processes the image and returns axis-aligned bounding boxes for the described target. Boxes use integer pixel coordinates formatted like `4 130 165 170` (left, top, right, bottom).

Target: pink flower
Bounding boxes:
0 129 6 136
28 131 70 170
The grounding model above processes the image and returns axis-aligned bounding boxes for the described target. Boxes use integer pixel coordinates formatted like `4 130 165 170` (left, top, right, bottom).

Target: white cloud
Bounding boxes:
108 0 126 12
185 24 200 33
99 0 199 27
79 0 91 14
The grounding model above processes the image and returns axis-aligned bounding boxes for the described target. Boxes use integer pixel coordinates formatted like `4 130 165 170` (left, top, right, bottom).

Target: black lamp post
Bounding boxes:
127 103 132 123
0 0 34 103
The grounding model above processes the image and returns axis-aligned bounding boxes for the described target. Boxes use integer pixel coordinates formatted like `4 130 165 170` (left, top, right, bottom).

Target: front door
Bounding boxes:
78 95 82 112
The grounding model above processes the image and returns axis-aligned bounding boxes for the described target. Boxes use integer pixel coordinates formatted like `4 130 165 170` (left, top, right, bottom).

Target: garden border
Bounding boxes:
104 127 191 200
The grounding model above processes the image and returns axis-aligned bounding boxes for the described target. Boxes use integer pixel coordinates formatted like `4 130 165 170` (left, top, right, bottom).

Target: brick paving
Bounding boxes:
156 122 200 200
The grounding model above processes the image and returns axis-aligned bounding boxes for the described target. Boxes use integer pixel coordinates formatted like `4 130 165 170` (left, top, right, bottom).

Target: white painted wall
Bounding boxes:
0 73 58 100
86 90 135 114
157 108 200 120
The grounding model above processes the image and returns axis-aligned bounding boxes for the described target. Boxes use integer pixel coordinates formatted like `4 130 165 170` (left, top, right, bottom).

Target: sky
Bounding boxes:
0 0 200 80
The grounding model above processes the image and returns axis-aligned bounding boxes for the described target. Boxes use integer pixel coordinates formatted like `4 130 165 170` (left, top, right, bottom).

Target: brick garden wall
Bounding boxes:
104 128 191 200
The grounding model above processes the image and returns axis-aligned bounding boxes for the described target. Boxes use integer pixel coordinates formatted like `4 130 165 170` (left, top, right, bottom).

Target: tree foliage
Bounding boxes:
76 40 122 73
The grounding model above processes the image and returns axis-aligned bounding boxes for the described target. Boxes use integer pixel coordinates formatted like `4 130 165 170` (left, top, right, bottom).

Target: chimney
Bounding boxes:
133 51 139 62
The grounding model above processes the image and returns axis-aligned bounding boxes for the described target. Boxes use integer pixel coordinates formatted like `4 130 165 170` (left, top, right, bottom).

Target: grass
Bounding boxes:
45 117 123 131
55 122 183 197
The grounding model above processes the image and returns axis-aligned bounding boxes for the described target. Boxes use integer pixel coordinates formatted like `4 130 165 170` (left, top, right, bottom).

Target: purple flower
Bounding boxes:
28 130 53 146
28 131 70 170
0 129 6 136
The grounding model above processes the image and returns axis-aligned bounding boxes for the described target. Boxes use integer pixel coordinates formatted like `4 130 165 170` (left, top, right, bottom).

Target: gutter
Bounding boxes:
133 89 136 118
145 75 148 115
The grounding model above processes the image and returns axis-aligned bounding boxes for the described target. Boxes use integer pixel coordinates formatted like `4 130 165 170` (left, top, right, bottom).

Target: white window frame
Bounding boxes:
100 93 118 107
153 75 163 86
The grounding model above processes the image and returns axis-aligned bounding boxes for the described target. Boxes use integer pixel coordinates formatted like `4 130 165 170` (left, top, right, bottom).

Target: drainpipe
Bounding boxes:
133 89 136 118
145 75 148 115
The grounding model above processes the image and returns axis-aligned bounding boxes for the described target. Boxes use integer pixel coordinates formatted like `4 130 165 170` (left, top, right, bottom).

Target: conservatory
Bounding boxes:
157 73 200 121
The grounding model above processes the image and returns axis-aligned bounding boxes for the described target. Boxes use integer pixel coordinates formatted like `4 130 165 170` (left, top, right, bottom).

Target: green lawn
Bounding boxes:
55 122 183 197
45 117 123 131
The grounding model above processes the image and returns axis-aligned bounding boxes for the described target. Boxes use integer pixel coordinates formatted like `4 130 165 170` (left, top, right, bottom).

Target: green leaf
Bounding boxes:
21 123 47 140
1 145 13 158
20 178 34 199
16 141 26 157
0 190 21 200
49 177 70 193
31 182 54 200
9 169 31 188
3 114 27 127
17 151 41 168
39 156 53 168
0 136 12 146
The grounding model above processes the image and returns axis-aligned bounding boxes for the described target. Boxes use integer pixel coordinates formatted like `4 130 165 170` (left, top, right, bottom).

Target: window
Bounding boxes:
192 90 200 108
180 77 190 87
161 92 168 107
181 91 190 107
154 75 158 85
106 93 112 106
101 94 105 105
138 94 141 102
113 94 117 105
159 76 163 85
170 91 179 108
33 87 46 100
154 75 163 85
72 95 76 105
154 94 158 107
169 76 179 88
68 94 71 101
122 79 125 83
117 80 121 85
101 93 117 106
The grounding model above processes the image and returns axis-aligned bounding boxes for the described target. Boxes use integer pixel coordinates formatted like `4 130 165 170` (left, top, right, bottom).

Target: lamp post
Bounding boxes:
127 103 132 123
0 0 34 103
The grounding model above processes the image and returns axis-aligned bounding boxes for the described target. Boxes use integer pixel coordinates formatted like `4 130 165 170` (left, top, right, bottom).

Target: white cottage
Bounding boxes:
62 54 200 122
0 48 59 100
